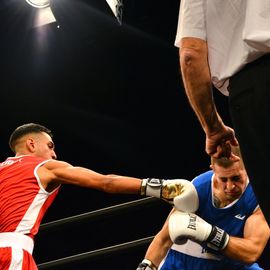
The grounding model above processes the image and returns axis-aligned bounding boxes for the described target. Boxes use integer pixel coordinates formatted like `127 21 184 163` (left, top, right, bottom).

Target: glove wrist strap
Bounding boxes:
206 226 229 251
137 259 157 270
141 178 163 198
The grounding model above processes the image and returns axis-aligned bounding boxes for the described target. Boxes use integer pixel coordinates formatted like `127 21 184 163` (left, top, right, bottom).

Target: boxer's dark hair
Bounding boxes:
9 123 53 153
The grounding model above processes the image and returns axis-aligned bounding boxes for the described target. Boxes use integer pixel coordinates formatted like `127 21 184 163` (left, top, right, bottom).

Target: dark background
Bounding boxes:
0 0 269 269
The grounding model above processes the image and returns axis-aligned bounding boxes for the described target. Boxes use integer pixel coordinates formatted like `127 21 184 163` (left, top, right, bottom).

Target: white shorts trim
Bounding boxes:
171 240 222 261
0 232 34 255
10 248 23 269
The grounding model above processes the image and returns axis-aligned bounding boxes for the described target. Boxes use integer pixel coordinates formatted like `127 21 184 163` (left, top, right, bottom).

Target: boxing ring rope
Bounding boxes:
37 197 162 269
39 197 160 231
37 236 154 269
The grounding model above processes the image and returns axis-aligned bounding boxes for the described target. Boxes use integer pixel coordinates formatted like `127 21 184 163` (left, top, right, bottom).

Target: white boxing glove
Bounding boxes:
169 211 229 251
173 181 198 212
140 179 198 212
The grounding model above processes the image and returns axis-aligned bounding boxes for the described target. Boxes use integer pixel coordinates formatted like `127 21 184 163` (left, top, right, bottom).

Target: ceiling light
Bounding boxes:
25 0 50 9
25 0 56 27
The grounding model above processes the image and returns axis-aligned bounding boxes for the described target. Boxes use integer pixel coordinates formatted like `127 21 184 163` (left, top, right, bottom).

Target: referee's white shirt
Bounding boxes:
175 0 270 96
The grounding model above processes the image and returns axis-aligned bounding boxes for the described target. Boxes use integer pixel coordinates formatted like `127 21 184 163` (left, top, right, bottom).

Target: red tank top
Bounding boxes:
0 155 59 238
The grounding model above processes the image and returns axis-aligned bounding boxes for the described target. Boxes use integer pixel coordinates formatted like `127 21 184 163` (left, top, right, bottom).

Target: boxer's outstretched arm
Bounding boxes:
38 160 141 193
37 160 197 206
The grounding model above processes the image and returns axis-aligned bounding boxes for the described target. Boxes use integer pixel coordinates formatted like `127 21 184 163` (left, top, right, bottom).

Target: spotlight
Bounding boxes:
25 0 50 9
25 0 56 27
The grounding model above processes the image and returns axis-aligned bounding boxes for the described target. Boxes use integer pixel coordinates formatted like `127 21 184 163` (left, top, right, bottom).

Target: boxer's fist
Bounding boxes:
169 211 229 250
173 181 198 212
140 178 198 212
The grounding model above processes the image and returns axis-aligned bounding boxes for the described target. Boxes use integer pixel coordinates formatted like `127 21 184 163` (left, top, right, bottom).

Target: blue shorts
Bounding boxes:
159 249 263 270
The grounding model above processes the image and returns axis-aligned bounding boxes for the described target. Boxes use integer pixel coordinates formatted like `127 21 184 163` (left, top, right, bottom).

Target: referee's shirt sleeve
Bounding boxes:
175 0 206 48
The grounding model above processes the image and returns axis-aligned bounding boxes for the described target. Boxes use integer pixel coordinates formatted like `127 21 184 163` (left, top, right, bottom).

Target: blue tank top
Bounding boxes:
193 170 258 238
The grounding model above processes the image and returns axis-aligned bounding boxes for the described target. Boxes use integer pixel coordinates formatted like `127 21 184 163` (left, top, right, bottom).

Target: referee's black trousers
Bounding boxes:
229 54 270 225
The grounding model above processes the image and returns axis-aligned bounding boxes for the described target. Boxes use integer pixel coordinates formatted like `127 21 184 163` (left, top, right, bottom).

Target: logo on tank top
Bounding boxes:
0 158 22 167
235 214 246 220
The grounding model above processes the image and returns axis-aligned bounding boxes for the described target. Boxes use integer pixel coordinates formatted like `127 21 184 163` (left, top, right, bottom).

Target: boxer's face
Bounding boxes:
31 132 57 160
213 161 247 202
